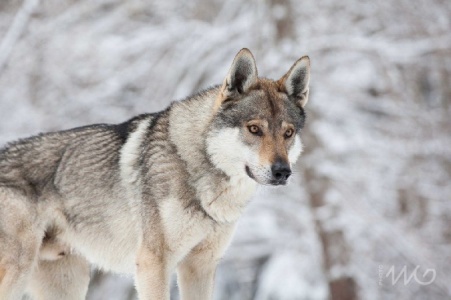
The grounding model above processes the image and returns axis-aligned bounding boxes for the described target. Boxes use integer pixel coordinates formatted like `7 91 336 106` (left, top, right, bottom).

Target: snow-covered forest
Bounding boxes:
0 0 450 299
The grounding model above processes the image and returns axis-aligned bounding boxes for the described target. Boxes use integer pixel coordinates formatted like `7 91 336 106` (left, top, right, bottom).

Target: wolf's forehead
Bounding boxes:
248 80 291 118
244 79 305 129
215 78 304 129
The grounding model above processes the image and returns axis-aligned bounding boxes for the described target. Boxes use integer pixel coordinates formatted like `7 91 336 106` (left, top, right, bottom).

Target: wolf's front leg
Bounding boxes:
177 223 236 300
177 252 217 300
135 246 172 300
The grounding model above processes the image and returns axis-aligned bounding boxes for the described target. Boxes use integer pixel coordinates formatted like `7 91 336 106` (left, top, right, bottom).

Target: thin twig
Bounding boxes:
0 0 40 74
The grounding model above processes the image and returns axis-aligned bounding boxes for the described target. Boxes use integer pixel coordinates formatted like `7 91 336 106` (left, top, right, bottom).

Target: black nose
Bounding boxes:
271 160 292 183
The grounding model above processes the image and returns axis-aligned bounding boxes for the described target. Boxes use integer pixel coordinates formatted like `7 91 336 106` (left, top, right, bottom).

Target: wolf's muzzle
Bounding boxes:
271 161 291 185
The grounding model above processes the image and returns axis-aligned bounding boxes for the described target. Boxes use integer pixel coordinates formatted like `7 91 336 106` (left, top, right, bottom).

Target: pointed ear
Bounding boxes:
221 48 258 97
279 56 310 108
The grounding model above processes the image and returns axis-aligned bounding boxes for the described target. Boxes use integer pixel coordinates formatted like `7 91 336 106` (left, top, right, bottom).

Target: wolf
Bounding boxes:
0 48 310 300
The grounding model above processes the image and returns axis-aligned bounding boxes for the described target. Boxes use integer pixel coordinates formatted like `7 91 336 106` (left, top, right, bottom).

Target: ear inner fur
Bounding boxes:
216 48 258 109
278 56 310 108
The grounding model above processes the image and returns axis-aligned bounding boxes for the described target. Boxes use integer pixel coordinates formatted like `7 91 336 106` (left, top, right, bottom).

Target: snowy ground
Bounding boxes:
1 0 450 299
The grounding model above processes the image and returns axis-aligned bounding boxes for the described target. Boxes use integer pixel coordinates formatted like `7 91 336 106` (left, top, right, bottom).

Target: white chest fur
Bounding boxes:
199 175 257 223
158 175 256 267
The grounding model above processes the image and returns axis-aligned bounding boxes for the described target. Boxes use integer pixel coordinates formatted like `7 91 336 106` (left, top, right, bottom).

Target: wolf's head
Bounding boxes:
207 49 310 186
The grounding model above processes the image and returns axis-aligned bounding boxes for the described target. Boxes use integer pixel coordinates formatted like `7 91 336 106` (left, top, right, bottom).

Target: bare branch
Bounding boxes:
0 0 40 74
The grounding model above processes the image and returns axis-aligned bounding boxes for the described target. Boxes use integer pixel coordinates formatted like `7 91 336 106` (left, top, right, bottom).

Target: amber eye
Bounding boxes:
284 128 294 138
248 125 262 136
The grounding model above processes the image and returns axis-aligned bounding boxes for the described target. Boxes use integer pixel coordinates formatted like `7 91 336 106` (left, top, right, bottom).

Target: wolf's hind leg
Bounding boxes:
0 187 41 300
28 253 90 300
0 242 39 300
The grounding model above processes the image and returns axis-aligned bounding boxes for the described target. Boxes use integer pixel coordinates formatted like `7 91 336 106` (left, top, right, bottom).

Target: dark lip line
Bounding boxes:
245 165 255 180
270 179 287 186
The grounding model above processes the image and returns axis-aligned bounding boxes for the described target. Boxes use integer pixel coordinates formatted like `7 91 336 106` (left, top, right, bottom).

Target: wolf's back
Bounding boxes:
0 122 133 197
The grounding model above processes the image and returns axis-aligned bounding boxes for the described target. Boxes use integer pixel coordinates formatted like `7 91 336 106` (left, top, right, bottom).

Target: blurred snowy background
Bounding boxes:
1 0 450 299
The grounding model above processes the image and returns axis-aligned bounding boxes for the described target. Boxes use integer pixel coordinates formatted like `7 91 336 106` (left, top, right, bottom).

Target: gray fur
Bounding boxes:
0 48 310 299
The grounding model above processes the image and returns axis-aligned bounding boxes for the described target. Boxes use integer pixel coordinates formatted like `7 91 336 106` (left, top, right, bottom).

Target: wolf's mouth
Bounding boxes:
245 165 255 180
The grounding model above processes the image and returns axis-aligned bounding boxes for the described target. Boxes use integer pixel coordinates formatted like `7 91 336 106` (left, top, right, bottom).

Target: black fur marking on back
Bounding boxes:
114 113 153 144
114 121 131 143
147 111 163 131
